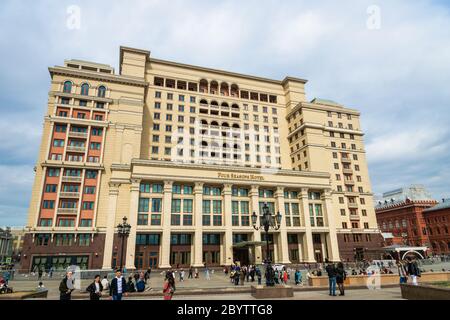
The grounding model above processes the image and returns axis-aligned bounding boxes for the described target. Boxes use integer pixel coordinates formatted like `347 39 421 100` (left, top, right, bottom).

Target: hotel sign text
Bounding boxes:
217 173 265 181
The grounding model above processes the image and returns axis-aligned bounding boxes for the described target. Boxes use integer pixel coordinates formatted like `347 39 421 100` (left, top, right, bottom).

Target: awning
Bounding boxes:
232 241 267 248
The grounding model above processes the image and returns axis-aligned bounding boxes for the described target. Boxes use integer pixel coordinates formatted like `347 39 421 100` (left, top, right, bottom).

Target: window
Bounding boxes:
86 170 98 179
139 198 149 212
42 200 55 209
63 81 72 93
80 83 89 96
98 86 106 98
53 139 65 147
82 202 94 210
45 184 57 193
80 219 92 227
138 214 148 225
152 198 162 212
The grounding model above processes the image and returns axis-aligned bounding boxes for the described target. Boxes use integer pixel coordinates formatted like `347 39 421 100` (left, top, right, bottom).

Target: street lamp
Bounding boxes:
251 202 282 286
117 216 131 272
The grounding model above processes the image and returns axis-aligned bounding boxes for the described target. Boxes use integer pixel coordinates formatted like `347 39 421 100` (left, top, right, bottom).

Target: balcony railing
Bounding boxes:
341 158 351 164
59 192 80 198
350 214 360 220
67 146 86 153
348 203 358 209
344 180 355 185
61 176 82 183
57 208 78 214
68 131 88 138
343 168 353 174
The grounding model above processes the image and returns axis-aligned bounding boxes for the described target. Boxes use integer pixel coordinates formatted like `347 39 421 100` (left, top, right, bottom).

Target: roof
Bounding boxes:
310 98 342 107
383 245 428 251
423 198 450 213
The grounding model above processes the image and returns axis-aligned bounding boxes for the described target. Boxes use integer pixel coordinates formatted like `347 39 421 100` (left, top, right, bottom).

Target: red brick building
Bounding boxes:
376 198 437 249
423 199 450 255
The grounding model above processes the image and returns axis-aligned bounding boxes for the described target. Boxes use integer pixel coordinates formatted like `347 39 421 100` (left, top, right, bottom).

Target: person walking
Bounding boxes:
205 268 210 280
188 266 193 279
294 269 302 285
325 261 337 296
256 267 262 285
240 267 245 285
59 271 75 300
109 269 128 300
101 275 109 291
194 268 199 279
407 257 421 285
336 262 346 296
48 266 54 279
38 267 43 280
163 272 176 300
282 269 288 284
86 275 103 300
397 260 408 284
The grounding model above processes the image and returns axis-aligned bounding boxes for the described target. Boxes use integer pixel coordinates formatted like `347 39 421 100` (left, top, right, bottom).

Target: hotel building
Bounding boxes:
21 47 382 271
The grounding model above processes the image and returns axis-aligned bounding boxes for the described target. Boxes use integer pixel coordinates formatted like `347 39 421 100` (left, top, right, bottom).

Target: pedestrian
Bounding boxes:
256 267 262 285
109 269 128 300
336 262 346 296
163 272 176 300
86 275 103 300
273 269 279 284
240 267 245 285
3 271 10 285
283 269 288 284
195 268 199 279
136 277 146 292
397 261 408 284
294 269 302 285
144 268 151 283
38 267 43 280
325 260 337 296
234 268 240 286
188 266 193 279
126 276 136 293
406 257 421 285
101 275 109 291
48 266 54 279
133 272 139 284
59 271 75 300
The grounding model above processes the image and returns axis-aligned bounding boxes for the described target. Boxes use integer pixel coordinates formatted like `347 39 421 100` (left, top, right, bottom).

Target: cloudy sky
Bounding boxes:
0 0 449 226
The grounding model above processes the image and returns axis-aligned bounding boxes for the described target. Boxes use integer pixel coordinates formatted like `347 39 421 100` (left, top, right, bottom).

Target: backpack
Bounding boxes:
136 280 145 292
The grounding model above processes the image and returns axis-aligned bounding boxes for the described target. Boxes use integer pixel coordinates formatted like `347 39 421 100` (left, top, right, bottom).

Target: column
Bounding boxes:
102 182 120 269
193 182 204 267
114 125 124 163
275 187 291 264
250 185 262 264
323 189 341 262
125 179 140 270
223 184 233 265
300 188 316 263
159 181 173 269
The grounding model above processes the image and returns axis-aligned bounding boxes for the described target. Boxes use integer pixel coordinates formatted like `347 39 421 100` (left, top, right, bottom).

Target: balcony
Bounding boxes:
344 180 355 185
57 208 78 214
343 168 353 175
67 145 86 153
348 203 358 209
350 214 360 220
62 176 82 183
68 131 88 138
341 158 351 164
59 192 80 198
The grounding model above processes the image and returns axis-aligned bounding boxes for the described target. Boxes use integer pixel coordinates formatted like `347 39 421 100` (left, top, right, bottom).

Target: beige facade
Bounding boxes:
21 46 381 271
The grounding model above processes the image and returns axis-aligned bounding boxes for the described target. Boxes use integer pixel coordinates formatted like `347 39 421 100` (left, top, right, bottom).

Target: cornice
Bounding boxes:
49 66 148 87
130 159 330 179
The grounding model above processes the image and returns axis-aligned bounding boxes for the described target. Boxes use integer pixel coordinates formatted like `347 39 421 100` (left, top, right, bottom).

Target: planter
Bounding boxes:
400 283 450 300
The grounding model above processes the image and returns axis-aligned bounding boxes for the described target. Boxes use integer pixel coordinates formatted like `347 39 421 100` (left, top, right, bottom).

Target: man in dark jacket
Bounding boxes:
325 260 337 296
109 269 127 300
86 275 103 300
407 257 421 285
59 271 75 300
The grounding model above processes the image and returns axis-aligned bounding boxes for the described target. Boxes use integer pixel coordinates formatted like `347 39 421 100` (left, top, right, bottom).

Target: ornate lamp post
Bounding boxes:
251 202 282 286
117 216 131 272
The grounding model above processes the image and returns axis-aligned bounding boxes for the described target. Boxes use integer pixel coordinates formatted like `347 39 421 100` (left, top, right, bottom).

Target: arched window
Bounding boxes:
98 85 106 98
210 100 219 107
81 83 89 96
232 123 240 129
200 79 208 93
200 99 208 105
221 102 229 108
210 81 218 94
231 84 239 97
231 103 239 110
211 121 219 127
63 81 72 93
201 141 208 147
201 119 208 125
222 122 230 127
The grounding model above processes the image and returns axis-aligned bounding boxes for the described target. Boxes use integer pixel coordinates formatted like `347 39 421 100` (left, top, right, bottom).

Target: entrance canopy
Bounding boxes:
232 241 266 248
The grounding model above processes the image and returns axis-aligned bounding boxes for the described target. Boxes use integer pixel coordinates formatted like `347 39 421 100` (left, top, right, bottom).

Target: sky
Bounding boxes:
0 0 449 226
